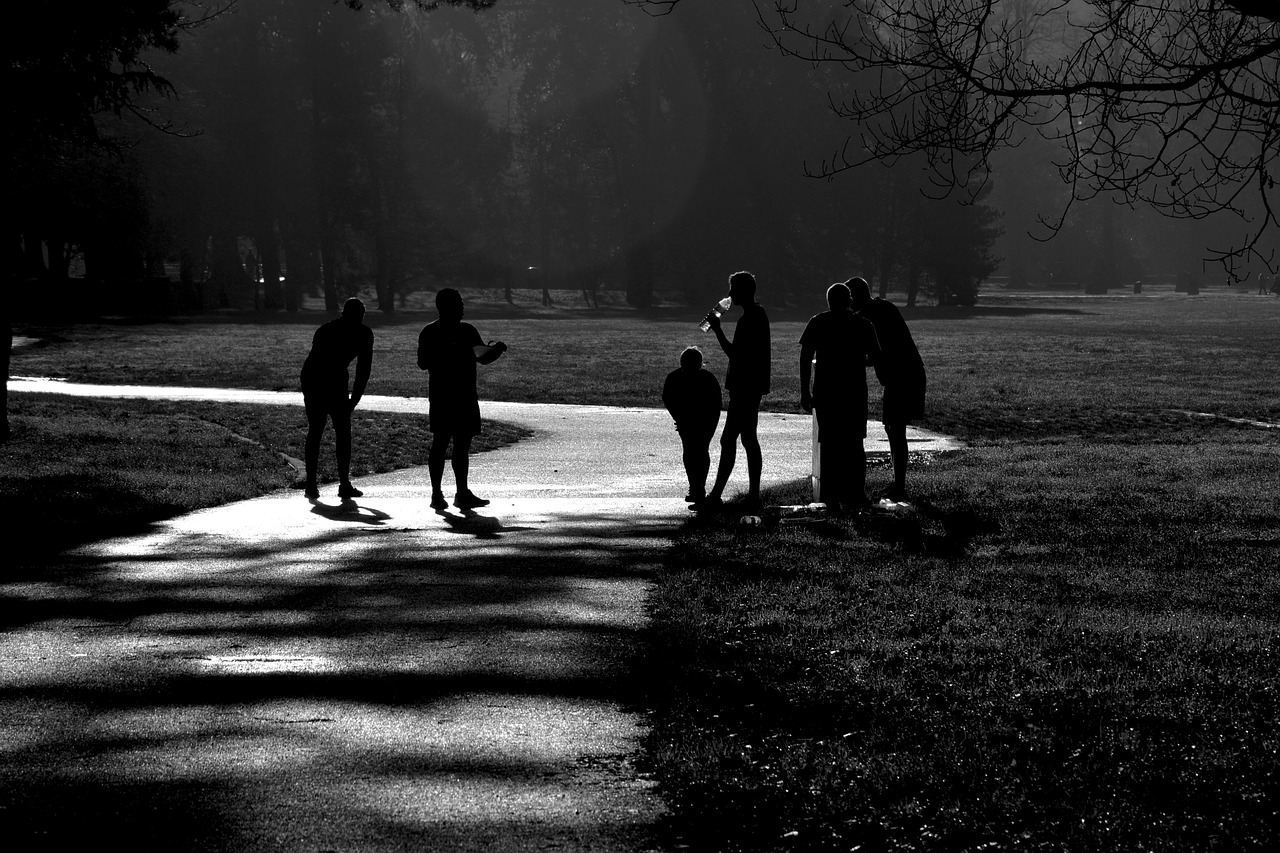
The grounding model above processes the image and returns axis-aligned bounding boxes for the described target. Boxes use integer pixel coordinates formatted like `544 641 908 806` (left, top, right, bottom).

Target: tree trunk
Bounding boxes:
209 232 251 308
320 231 338 311
257 225 283 310
625 242 653 309
906 261 921 308
22 232 47 280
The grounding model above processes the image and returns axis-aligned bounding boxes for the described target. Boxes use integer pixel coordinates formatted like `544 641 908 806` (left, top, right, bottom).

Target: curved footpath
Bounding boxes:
2 379 960 852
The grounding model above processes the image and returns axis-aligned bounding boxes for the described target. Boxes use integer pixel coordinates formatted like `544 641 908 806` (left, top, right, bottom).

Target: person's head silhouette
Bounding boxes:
827 282 853 310
728 270 756 306
342 297 366 322
845 276 872 309
680 346 704 372
436 288 464 322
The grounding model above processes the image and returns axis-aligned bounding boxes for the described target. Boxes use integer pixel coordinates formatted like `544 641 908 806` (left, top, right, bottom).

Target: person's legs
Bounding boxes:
681 432 709 500
452 433 472 496
707 417 741 502
429 430 450 493
739 401 762 505
303 399 328 496
333 410 352 483
885 422 909 497
852 438 868 507
333 409 363 498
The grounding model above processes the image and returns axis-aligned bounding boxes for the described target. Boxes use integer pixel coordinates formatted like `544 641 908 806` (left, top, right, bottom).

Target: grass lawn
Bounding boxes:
638 294 1279 852
1 393 528 563
6 288 1279 850
12 291 1277 426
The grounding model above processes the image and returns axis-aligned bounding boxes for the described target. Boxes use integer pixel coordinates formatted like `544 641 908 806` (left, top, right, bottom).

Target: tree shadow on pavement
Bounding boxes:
0 507 674 852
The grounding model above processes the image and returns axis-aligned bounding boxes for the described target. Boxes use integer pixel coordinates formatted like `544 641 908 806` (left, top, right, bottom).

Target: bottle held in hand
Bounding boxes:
698 297 733 332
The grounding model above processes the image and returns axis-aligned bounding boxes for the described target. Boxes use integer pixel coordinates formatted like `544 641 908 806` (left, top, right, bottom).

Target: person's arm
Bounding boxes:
416 328 431 371
476 341 507 365
662 372 678 421
799 340 815 413
865 319 882 367
705 311 732 358
350 331 373 410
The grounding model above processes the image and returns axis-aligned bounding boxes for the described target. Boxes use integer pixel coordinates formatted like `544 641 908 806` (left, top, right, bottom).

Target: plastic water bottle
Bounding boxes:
698 297 733 332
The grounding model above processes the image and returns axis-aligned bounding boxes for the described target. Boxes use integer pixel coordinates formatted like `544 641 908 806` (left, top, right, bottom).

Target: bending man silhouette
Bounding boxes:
418 288 507 510
701 271 771 512
300 297 374 500
800 282 881 513
849 276 926 500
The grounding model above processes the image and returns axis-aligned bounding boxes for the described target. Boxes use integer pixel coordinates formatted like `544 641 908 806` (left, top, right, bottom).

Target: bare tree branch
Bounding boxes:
639 0 1280 274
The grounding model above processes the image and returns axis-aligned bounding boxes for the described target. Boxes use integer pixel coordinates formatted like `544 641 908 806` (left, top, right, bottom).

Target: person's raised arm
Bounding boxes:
706 312 732 359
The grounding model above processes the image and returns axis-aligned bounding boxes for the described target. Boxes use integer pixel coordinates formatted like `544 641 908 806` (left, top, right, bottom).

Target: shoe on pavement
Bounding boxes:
338 482 363 499
454 490 490 509
303 483 320 500
685 492 705 504
693 495 723 513
430 491 449 510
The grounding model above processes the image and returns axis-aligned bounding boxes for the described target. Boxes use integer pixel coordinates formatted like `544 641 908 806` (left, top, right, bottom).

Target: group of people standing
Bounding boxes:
300 271 924 516
664 272 925 515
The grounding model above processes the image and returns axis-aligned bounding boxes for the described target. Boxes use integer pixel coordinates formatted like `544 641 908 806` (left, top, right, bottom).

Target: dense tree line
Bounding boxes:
11 0 1011 319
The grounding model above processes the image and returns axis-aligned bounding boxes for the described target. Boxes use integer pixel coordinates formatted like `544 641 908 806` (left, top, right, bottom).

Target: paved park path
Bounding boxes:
2 380 959 851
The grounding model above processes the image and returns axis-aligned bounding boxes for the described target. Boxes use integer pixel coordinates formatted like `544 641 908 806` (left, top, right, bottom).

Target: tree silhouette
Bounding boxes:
637 0 1280 275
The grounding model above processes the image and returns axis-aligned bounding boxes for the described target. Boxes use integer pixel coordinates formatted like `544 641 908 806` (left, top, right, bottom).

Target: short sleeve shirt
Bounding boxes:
800 309 879 407
418 319 485 406
301 318 374 396
726 303 771 397
863 298 925 387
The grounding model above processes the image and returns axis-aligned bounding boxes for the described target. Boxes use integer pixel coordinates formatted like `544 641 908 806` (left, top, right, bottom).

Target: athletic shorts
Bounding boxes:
303 388 349 422
429 397 482 437
882 379 926 425
721 393 762 439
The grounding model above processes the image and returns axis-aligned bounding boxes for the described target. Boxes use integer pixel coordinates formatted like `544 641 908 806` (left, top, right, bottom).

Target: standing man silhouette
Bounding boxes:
800 282 881 513
300 297 374 500
849 276 926 500
418 288 507 510
701 271 771 512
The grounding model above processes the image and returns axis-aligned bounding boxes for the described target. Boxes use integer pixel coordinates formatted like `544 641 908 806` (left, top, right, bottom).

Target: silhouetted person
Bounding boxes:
1 311 11 442
849 276 926 500
418 288 507 510
300 297 373 500
800 282 881 513
701 271 771 512
663 346 723 504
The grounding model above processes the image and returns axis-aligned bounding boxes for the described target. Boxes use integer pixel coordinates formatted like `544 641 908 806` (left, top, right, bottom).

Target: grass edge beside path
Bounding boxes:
644 434 1280 853
0 393 531 563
